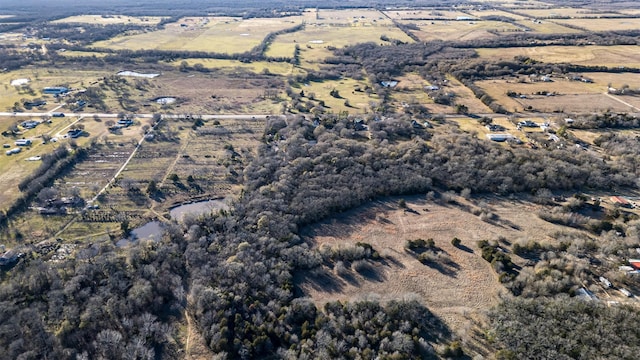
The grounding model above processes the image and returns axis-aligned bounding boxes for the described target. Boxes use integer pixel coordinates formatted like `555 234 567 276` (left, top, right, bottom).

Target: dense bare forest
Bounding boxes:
2 1 640 358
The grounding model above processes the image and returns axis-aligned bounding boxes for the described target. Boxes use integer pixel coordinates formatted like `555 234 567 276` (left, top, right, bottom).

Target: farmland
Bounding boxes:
555 17 640 32
91 16 304 53
399 19 522 41
475 45 640 68
2 2 640 359
52 15 165 25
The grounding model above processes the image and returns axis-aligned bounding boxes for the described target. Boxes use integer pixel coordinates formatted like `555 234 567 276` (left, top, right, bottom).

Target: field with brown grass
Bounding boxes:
92 16 303 54
400 19 520 41
555 17 640 32
297 195 574 333
474 77 634 113
475 45 640 68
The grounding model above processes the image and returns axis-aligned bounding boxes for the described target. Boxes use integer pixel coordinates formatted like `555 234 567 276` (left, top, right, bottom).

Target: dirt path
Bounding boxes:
604 92 640 111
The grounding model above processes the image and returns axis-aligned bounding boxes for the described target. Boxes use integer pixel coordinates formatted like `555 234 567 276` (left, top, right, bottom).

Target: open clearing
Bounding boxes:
298 196 573 332
400 20 521 41
304 8 391 25
466 9 529 21
555 18 640 31
295 77 379 113
514 20 582 34
515 8 623 19
474 78 633 113
144 72 284 114
475 45 640 68
171 58 298 76
52 15 164 25
383 9 477 20
265 23 414 60
92 16 303 54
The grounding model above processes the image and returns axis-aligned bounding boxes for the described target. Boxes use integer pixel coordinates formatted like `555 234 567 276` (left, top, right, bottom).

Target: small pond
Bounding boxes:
116 221 163 247
170 199 229 222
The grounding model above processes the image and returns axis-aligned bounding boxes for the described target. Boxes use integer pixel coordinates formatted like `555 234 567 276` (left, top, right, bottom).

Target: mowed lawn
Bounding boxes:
92 16 304 54
475 45 640 68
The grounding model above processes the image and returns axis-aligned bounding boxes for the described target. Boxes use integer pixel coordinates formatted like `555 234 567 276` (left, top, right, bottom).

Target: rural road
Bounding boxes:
0 111 282 121
604 93 640 112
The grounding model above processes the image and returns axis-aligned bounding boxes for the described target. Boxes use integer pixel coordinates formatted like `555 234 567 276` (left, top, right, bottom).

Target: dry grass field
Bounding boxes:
499 0 561 9
445 75 493 114
122 71 284 114
400 20 521 41
59 50 108 58
475 45 640 68
52 15 165 25
555 18 640 32
516 8 622 19
474 78 634 113
466 9 529 21
298 195 574 332
265 23 414 60
92 16 303 54
303 8 391 25
171 59 298 76
295 77 379 113
515 19 582 34
383 9 477 20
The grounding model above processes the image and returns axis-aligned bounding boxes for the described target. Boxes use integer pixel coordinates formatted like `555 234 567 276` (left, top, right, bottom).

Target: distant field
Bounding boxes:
400 20 521 41
475 45 640 68
265 23 413 61
59 50 108 58
304 8 391 25
587 72 640 89
515 19 581 34
500 0 562 9
383 9 476 20
619 9 640 16
466 9 528 21
516 8 622 19
475 77 633 113
171 58 299 76
92 16 304 54
52 15 164 25
555 18 640 31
